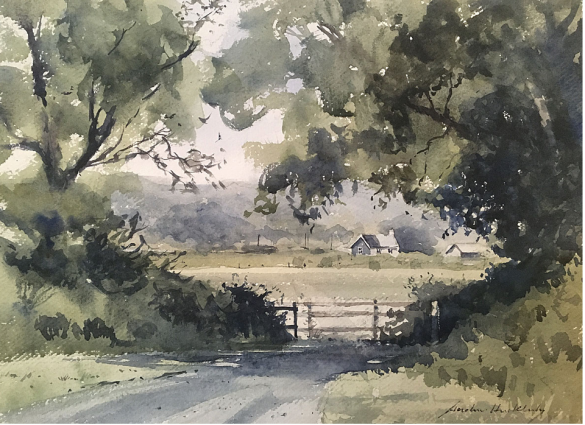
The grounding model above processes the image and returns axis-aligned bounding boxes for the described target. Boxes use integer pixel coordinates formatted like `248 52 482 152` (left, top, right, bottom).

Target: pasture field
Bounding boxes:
176 250 499 272
180 252 491 340
182 266 484 303
182 265 485 340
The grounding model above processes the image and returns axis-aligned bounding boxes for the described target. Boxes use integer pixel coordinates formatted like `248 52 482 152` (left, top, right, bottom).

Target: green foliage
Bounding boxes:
208 0 581 266
208 0 582 347
318 257 334 268
413 260 582 422
0 0 214 191
149 279 291 342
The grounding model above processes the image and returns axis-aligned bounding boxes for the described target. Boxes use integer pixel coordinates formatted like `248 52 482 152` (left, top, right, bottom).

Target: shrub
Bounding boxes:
368 259 381 271
292 256 305 268
411 259 582 421
149 278 291 343
34 313 70 341
82 318 118 347
318 257 334 268
220 282 291 342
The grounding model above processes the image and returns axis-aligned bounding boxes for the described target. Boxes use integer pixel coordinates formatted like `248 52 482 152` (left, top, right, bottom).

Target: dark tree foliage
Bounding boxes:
258 127 349 213
34 313 70 341
82 318 118 347
149 280 291 342
220 282 290 341
82 213 151 295
149 281 212 328
5 211 155 296
431 86 581 266
5 212 78 290
34 314 119 347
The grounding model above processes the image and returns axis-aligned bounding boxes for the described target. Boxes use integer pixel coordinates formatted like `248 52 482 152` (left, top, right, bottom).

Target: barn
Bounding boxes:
445 243 483 259
351 232 399 256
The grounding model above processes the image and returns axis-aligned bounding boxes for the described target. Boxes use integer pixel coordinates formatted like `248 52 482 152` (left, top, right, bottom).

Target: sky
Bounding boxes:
125 0 286 183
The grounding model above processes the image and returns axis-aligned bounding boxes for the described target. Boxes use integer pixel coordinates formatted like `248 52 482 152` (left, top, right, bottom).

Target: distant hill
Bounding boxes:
110 176 490 254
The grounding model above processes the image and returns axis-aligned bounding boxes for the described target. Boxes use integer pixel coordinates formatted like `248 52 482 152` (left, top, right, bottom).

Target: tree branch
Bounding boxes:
404 97 473 141
66 105 117 182
444 74 453 115
557 0 580 35
424 91 436 111
416 127 451 156
142 83 161 101
20 18 48 107
191 2 224 33
0 111 44 156
108 21 136 55
161 40 199 70
86 128 169 167
316 22 343 43
1 140 43 154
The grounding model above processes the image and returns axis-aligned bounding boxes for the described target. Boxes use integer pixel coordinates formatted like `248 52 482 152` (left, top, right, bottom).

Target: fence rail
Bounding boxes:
276 299 439 341
305 301 410 307
304 299 410 340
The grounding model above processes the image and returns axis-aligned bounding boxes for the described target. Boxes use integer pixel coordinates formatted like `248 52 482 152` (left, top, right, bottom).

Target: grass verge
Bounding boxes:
0 354 189 414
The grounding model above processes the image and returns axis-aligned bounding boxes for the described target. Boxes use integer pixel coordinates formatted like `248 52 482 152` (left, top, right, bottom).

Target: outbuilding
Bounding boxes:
445 243 483 259
351 232 399 256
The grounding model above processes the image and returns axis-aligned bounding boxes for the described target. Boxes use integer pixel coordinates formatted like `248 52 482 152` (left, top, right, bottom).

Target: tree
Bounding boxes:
203 0 581 325
0 0 224 317
0 0 224 193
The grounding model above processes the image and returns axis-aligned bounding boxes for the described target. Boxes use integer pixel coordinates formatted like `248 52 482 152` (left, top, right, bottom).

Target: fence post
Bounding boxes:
373 299 379 340
292 302 298 339
431 300 440 343
307 303 313 339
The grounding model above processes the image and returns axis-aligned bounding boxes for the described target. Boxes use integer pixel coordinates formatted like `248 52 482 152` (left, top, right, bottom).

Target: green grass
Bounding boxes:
0 354 190 414
182 266 484 302
318 261 583 423
176 250 500 271
175 250 495 302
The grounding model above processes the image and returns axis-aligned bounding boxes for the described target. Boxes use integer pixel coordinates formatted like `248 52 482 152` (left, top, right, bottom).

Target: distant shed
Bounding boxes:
445 243 483 259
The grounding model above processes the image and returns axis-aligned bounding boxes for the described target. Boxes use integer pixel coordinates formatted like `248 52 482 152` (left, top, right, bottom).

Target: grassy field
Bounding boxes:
177 250 493 303
176 250 499 271
182 266 484 303
319 368 547 423
0 354 190 414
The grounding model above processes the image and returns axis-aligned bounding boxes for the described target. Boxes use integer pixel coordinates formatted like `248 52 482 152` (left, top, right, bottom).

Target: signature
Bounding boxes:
437 401 546 419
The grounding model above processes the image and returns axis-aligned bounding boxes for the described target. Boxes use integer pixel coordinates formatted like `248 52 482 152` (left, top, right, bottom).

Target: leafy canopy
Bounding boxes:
0 0 223 193
204 0 582 269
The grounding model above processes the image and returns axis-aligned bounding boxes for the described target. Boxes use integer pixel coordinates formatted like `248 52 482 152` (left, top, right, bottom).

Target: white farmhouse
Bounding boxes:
351 230 399 256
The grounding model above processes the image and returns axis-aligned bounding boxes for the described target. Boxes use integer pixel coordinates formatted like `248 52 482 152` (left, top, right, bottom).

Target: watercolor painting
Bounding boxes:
0 0 581 423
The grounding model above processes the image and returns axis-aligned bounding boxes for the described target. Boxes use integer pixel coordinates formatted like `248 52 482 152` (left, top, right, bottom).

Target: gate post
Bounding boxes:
431 300 440 343
292 302 298 339
373 299 379 340
307 303 313 339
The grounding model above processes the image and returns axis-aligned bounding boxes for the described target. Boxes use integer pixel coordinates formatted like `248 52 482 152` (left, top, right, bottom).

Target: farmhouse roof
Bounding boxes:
352 234 387 249
377 231 399 248
445 243 484 254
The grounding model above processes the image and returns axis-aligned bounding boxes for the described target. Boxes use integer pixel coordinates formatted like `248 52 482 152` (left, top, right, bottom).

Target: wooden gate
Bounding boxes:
274 302 298 339
276 299 439 341
304 300 411 340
